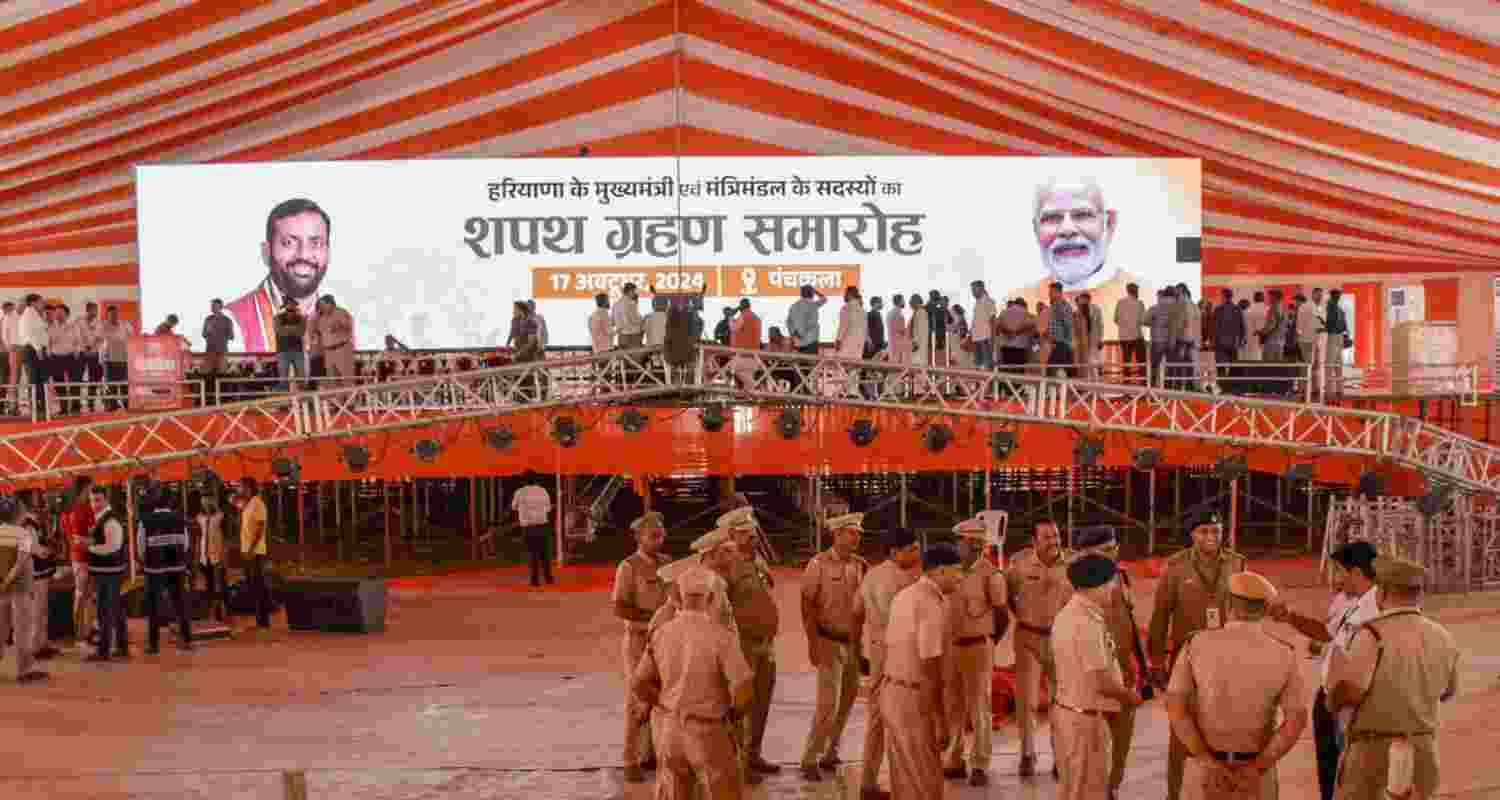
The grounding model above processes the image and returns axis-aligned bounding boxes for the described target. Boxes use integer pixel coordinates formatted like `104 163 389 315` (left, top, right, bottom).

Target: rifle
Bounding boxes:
1118 570 1155 699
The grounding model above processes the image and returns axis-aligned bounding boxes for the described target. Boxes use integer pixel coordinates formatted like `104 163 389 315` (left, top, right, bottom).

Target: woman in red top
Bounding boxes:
60 476 97 647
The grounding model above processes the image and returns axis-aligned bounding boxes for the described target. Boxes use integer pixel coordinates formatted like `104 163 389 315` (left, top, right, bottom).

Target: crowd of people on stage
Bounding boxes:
615 501 1458 800
1 277 1355 421
0 474 275 682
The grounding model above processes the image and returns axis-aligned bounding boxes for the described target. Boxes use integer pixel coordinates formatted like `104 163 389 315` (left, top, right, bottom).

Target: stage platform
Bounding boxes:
3 557 1496 800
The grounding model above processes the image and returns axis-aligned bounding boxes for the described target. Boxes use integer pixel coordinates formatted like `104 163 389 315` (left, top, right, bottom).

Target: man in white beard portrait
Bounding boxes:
1013 179 1148 344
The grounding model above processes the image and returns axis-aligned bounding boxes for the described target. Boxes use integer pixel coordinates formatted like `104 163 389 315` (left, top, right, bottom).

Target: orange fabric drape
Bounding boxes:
1343 281 1382 366
1424 278 1458 322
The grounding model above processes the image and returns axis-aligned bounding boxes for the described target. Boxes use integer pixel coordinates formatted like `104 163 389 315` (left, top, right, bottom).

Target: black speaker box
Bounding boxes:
280 577 386 633
49 586 75 640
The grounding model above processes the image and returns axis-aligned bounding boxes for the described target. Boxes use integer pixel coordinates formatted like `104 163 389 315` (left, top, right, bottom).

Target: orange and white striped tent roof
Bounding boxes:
0 0 1495 300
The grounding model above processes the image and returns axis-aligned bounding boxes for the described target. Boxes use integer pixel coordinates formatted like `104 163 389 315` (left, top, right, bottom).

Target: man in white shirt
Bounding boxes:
526 300 548 349
1270 540 1379 800
100 306 133 411
1113 283 1146 383
1243 292 1268 361
512 471 554 587
78 302 106 412
612 283 644 348
588 293 614 355
970 280 997 370
644 297 669 347
1297 289 1325 397
50 304 86 415
16 294 50 419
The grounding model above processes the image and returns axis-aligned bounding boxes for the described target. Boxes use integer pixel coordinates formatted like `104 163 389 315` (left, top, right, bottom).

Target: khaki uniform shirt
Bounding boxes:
884 577 948 685
802 548 867 637
1100 571 1142 684
726 556 779 643
1333 608 1459 736
1168 621 1308 753
948 556 1007 640
1147 547 1246 666
634 609 753 719
1005 547 1074 632
612 551 667 633
857 559 918 649
1053 594 1123 712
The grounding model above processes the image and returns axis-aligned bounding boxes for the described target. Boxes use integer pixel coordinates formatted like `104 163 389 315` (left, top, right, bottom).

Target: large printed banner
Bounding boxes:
126 335 186 411
136 157 1201 351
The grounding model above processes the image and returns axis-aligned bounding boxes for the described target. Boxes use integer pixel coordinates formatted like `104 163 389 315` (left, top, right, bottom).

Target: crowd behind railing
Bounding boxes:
0 281 1482 425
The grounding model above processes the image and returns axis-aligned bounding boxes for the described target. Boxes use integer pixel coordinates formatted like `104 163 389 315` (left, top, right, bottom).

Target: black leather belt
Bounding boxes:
1349 731 1433 742
1017 621 1052 637
657 707 728 725
883 675 924 691
955 635 991 647
1210 750 1260 763
818 626 851 644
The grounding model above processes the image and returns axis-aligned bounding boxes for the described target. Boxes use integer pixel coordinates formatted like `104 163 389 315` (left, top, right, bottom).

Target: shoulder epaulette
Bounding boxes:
1166 548 1193 564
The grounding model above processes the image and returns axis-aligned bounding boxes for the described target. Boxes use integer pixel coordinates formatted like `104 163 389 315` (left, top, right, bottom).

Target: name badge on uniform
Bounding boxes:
1206 607 1221 629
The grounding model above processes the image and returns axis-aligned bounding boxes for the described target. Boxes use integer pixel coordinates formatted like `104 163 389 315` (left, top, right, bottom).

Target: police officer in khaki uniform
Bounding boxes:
613 512 667 783
719 506 782 782
650 531 741 637
1074 526 1148 798
1052 554 1144 800
1328 556 1459 800
800 511 868 780
1005 518 1074 777
852 528 920 800
1148 509 1247 800
1166 571 1309 800
632 567 754 800
879 542 966 800
942 516 1010 786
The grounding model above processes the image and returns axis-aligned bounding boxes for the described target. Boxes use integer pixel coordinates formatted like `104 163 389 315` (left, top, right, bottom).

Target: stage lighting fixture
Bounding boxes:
271 457 299 479
1073 436 1104 467
924 423 953 453
484 426 515 452
991 431 1016 461
1417 480 1453 517
1284 463 1314 483
1133 448 1160 470
701 405 727 433
1357 470 1384 498
412 438 443 462
341 444 370 473
1214 454 1248 481
777 408 803 440
552 417 580 448
619 409 648 434
849 420 878 447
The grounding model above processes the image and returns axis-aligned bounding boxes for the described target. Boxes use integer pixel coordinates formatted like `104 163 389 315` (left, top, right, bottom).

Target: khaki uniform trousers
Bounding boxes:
861 643 891 788
324 345 355 385
1337 735 1438 800
652 709 743 800
72 563 96 640
878 680 943 800
1182 757 1277 800
1108 704 1137 791
621 629 655 767
1015 627 1058 759
0 586 35 677
29 576 51 652
1053 707 1112 800
944 638 995 771
803 638 859 766
739 635 776 764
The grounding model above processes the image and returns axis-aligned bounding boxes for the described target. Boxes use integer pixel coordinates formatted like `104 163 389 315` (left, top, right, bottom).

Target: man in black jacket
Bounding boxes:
1212 289 1245 393
863 296 886 400
136 485 193 654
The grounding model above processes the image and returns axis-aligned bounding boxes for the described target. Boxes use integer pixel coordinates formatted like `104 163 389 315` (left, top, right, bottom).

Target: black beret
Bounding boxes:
1331 541 1378 570
1068 554 1118 589
882 528 917 549
1183 509 1223 541
923 542 962 570
1074 526 1116 549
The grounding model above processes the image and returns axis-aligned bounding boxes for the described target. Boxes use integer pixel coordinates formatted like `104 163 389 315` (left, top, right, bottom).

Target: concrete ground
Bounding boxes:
3 559 1498 800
